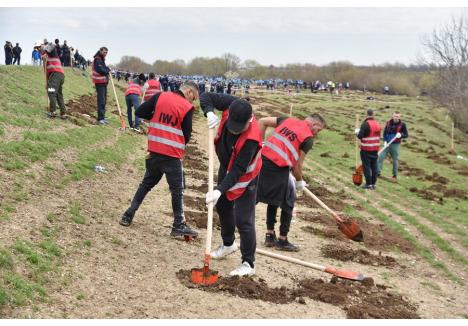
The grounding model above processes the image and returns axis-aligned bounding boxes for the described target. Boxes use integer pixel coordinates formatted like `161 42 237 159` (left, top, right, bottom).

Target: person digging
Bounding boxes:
119 81 200 239
377 112 408 182
42 43 66 119
201 93 262 276
257 113 326 251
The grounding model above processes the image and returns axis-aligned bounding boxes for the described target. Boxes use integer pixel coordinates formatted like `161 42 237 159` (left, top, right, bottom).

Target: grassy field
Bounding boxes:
0 67 467 317
0 66 140 311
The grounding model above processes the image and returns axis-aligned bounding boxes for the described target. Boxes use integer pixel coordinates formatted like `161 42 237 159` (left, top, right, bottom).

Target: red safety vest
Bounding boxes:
125 81 142 97
262 118 313 168
91 57 108 84
45 55 64 78
385 119 403 144
361 119 382 152
215 110 263 201
144 79 161 101
147 92 193 159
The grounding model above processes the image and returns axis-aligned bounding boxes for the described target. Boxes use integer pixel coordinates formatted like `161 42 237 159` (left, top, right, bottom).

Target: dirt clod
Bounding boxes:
321 244 398 267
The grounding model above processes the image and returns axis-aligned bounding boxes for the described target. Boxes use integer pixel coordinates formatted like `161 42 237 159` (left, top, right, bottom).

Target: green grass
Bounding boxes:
69 202 86 225
83 240 92 247
0 249 14 270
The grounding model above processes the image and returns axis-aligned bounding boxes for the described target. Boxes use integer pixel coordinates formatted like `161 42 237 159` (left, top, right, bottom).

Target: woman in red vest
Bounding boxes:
356 109 382 189
42 43 66 119
257 113 326 251
201 93 262 277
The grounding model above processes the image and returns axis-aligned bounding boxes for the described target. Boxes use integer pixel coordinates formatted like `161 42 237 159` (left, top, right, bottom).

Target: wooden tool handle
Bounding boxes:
303 187 343 223
355 114 359 168
205 128 215 257
109 72 126 129
256 248 325 271
378 134 398 156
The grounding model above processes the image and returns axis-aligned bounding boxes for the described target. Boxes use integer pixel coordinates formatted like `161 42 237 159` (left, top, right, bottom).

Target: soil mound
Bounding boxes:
321 245 398 267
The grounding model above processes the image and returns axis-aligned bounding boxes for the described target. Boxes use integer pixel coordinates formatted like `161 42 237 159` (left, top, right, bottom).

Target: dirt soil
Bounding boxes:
66 94 99 125
320 245 398 267
176 270 419 319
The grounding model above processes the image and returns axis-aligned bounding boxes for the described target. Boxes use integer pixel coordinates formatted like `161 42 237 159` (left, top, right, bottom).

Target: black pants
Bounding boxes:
5 56 12 65
47 72 65 114
125 153 185 226
12 56 20 65
95 84 107 121
360 150 378 186
216 177 258 267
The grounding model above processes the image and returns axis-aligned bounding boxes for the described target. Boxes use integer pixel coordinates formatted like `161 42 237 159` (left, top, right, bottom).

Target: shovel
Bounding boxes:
256 248 365 281
303 187 363 242
191 128 219 285
108 70 127 130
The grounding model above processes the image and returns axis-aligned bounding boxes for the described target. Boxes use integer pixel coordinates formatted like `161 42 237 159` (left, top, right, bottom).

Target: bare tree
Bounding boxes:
422 15 468 132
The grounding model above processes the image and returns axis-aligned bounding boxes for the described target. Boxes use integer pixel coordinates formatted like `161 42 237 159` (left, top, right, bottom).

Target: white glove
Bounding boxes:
207 111 219 129
354 128 360 135
396 132 402 139
205 189 222 205
384 141 388 147
295 180 307 191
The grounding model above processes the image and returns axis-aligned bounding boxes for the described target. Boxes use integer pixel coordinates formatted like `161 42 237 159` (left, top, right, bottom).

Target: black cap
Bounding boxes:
367 109 374 116
227 99 252 133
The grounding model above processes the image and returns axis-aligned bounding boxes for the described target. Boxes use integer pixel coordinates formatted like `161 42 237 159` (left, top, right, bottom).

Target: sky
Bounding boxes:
0 7 466 66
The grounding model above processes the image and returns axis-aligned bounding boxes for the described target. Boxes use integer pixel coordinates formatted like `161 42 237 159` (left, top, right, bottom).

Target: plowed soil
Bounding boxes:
320 244 398 267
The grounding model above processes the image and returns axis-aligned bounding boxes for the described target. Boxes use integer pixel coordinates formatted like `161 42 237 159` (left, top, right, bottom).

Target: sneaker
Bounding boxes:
276 238 300 252
170 222 198 237
264 232 277 247
98 119 107 125
132 127 142 134
391 176 397 183
229 261 255 276
119 212 133 227
361 184 372 190
60 114 67 120
47 112 57 118
210 242 238 260
371 184 377 190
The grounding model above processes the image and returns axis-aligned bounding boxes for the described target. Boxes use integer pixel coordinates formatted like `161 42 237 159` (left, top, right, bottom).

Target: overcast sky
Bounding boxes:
0 7 465 66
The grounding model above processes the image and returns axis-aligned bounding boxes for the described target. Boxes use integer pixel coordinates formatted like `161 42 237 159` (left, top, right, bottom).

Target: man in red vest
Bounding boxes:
124 73 146 132
91 47 110 125
119 81 200 239
356 109 382 189
257 113 326 251
142 73 161 102
201 93 262 276
42 43 66 119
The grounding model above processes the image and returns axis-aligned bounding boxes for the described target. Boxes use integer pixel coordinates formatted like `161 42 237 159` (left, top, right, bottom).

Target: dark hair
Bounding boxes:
394 111 400 115
149 72 155 79
308 113 326 128
55 39 59 44
93 47 109 58
367 109 374 116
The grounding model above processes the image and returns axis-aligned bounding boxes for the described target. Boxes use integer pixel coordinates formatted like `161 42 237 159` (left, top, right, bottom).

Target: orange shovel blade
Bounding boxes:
324 266 364 281
191 265 219 286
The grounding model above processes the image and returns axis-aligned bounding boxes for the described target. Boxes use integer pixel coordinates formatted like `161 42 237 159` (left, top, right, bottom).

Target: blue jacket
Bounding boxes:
93 55 110 76
383 119 408 143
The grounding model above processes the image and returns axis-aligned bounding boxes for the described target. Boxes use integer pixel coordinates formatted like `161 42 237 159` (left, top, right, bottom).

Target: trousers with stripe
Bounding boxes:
125 152 185 226
216 175 258 267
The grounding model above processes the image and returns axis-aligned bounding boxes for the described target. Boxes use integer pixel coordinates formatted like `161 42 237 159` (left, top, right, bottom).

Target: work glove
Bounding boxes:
384 141 388 147
295 180 307 191
206 189 222 205
354 128 360 135
396 132 402 139
207 111 219 129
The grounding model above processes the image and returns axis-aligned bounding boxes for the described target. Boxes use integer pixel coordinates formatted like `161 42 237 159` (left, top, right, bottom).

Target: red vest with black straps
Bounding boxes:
215 110 263 201
361 119 382 152
45 55 64 78
147 92 193 159
91 57 108 84
125 81 142 97
262 118 313 168
144 79 161 101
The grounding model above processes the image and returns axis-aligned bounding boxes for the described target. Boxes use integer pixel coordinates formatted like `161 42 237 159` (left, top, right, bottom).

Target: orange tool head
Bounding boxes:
191 255 219 286
338 218 363 242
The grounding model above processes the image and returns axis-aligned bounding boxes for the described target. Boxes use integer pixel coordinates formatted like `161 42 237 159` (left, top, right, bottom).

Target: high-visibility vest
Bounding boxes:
144 79 161 101
45 55 64 77
125 81 142 97
361 119 382 152
91 57 108 84
262 118 313 168
215 110 263 201
147 92 193 159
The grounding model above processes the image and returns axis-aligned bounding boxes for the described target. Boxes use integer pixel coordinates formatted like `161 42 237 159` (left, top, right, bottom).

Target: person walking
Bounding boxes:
257 113 326 251
119 81 200 240
377 112 408 182
356 109 382 190
12 43 22 65
201 93 262 276
124 73 146 131
91 47 110 125
32 46 41 66
142 72 161 102
43 43 66 119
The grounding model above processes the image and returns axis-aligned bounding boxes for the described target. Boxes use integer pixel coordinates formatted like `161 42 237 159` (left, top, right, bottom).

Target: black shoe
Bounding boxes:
276 238 299 252
371 184 377 190
60 113 67 120
264 232 278 247
119 212 133 227
361 184 372 190
47 112 57 118
170 222 198 237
